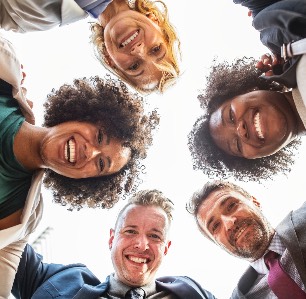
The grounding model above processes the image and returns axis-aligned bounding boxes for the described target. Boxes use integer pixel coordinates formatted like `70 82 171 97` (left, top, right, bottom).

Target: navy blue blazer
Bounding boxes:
12 244 216 299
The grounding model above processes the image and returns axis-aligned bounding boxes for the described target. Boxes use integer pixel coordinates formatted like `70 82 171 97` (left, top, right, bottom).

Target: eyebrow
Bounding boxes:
207 216 215 232
221 105 227 127
105 133 110 145
151 227 163 234
124 225 163 234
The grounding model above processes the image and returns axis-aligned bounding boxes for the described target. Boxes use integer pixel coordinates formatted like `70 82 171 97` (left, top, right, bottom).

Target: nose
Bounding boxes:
237 120 248 140
221 215 236 231
84 142 101 161
131 42 145 57
134 235 149 251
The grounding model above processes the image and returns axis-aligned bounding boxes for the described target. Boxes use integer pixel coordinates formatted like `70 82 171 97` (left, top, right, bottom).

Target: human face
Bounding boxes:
109 204 171 286
209 90 297 159
196 188 274 261
103 10 170 90
40 121 131 179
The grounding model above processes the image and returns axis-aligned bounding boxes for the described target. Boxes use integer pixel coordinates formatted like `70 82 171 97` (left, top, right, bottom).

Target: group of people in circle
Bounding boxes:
0 0 305 298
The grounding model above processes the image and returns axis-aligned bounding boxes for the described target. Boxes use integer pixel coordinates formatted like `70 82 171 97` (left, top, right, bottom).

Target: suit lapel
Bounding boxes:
73 275 110 299
277 203 306 285
156 276 205 299
231 266 258 299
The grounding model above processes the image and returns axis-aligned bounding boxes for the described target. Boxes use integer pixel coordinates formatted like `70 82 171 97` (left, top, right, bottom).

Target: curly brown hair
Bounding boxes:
43 75 160 210
90 0 181 94
188 57 301 182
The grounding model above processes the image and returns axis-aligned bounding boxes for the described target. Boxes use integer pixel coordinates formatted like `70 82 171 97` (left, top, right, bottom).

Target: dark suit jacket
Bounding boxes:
12 244 216 299
231 202 306 298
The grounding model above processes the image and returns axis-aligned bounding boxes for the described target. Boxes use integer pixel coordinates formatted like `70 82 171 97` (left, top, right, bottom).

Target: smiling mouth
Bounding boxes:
230 220 252 246
234 226 247 244
64 137 76 163
253 111 264 140
120 30 139 48
126 255 150 264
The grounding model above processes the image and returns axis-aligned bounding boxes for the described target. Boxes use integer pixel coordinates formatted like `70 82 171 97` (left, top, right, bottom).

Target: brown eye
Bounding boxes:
151 44 161 54
128 62 140 71
99 158 104 172
228 201 237 211
229 107 235 123
98 129 103 144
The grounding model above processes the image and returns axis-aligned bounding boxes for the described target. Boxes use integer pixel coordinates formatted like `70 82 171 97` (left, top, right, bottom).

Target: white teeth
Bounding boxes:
235 227 246 242
129 256 147 264
64 143 68 161
64 138 76 163
254 112 264 139
121 31 139 47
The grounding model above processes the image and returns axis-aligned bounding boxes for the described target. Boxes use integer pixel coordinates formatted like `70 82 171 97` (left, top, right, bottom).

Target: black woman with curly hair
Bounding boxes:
188 57 305 182
42 75 159 210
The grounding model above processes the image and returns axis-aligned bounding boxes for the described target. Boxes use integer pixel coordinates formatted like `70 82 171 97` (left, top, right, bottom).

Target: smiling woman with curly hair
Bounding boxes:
42 75 159 210
188 57 304 182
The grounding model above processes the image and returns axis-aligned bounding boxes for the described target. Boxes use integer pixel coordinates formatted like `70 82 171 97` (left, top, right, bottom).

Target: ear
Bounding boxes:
146 13 159 25
163 240 171 256
251 196 261 208
109 228 115 250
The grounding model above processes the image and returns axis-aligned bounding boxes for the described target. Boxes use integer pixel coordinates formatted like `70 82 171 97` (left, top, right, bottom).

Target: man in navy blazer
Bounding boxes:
12 189 216 299
187 180 306 298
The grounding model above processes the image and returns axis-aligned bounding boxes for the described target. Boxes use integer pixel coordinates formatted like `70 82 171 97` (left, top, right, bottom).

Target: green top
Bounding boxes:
0 90 33 219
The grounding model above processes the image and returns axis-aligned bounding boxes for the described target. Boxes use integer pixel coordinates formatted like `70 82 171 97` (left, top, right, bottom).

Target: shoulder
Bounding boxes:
156 276 216 299
1 0 87 32
0 34 21 89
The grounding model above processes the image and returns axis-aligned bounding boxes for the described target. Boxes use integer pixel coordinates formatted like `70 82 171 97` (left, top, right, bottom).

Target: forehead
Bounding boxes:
118 204 169 231
209 100 230 136
210 103 225 128
197 188 249 221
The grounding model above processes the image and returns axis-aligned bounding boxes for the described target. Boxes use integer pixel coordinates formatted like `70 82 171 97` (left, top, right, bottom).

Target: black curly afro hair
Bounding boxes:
188 57 301 182
42 75 160 210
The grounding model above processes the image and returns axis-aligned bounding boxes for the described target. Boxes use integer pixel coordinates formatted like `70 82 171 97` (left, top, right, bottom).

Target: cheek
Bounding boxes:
215 235 233 252
242 145 264 159
242 143 281 159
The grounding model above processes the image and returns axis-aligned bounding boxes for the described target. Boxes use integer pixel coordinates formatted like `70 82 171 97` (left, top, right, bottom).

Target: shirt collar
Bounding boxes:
108 273 157 297
250 233 286 274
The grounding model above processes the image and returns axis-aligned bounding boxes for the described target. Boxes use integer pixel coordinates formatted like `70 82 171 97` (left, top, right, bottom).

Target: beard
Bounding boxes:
228 218 270 260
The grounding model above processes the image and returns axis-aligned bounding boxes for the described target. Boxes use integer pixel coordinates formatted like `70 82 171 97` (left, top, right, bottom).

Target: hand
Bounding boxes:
256 53 284 76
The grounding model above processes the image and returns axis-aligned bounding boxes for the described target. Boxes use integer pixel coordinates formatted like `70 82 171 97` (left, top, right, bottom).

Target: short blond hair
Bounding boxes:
114 189 174 230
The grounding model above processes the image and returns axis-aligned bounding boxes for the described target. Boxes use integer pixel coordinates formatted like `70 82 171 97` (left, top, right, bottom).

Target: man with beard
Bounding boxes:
186 180 306 298
12 189 216 299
